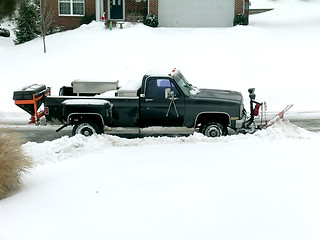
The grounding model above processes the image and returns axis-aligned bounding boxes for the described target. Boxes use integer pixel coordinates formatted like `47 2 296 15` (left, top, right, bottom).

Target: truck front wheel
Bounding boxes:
72 121 103 136
201 122 227 138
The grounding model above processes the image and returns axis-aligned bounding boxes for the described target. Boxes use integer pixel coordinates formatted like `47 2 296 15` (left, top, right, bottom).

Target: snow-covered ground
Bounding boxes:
1 0 320 239
1 121 320 240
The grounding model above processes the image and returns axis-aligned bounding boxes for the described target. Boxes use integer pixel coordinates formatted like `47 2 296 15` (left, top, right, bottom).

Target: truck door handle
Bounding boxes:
145 99 154 102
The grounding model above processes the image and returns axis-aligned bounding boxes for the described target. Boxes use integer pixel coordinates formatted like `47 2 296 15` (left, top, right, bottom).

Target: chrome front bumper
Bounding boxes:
235 114 246 129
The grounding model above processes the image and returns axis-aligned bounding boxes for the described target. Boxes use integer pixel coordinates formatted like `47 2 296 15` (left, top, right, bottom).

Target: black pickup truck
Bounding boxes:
14 68 261 137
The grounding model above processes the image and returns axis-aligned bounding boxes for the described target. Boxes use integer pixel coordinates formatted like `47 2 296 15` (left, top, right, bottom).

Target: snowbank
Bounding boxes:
22 120 316 166
1 121 320 240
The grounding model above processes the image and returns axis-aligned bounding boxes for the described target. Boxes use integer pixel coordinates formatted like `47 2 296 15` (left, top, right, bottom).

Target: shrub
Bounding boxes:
233 14 249 26
81 14 96 25
46 25 65 35
0 27 10 37
143 14 158 28
126 12 144 24
0 0 18 20
0 128 33 200
14 0 39 44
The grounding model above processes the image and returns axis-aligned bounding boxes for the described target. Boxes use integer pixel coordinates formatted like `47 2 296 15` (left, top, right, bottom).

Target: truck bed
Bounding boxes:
45 96 140 127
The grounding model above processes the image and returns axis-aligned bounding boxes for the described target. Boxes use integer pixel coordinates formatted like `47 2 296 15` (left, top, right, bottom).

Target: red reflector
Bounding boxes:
44 107 49 115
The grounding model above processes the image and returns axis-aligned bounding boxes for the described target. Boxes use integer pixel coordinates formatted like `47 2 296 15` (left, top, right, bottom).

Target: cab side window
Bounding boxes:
146 78 180 99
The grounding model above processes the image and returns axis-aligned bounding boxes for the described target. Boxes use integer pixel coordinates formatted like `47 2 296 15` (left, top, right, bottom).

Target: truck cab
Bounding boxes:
138 68 246 137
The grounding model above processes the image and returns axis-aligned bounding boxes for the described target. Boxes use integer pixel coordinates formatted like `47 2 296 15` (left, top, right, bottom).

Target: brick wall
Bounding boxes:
235 0 249 17
105 0 149 25
43 0 58 28
86 0 96 16
47 0 96 30
148 0 158 15
105 0 148 22
125 0 147 17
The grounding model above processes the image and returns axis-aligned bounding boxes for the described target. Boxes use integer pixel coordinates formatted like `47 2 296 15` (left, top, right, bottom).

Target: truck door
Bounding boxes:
140 77 184 127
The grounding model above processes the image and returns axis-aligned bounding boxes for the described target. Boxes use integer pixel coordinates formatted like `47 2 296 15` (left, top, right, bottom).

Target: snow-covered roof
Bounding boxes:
19 84 44 91
118 79 141 91
145 68 178 77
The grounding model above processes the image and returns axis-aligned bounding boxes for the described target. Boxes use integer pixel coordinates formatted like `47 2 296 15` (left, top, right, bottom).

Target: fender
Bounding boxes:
56 113 104 132
67 113 105 126
194 112 231 128
56 113 105 133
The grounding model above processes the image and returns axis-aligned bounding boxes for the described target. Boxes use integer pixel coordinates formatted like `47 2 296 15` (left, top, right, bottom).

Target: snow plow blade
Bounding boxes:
262 104 293 129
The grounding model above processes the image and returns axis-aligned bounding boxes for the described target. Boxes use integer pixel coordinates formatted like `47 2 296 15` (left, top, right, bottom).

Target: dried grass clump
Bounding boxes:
0 127 33 199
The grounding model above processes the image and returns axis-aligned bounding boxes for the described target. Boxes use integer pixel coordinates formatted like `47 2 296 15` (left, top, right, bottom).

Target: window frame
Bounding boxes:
146 78 181 99
58 0 85 16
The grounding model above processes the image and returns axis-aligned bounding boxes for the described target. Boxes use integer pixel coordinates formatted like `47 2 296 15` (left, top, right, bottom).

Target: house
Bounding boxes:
51 0 249 30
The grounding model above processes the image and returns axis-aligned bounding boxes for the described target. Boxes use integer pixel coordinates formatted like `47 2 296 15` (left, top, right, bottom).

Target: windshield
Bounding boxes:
174 72 199 96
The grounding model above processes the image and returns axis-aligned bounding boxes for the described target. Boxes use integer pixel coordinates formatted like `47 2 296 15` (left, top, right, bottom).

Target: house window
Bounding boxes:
59 0 84 16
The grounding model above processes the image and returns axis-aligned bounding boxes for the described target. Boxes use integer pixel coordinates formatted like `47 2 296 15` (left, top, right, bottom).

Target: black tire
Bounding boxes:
72 121 103 136
201 122 228 138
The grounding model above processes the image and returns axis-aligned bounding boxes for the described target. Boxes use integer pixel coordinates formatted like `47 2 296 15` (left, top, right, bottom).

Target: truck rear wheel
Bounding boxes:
72 121 103 136
201 122 227 138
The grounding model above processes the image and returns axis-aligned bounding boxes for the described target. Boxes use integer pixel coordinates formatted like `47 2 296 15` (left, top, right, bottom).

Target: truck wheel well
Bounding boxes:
195 113 230 128
69 114 104 130
72 120 103 136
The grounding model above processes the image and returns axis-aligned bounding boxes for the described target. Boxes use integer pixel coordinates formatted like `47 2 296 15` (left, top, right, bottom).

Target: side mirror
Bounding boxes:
165 88 174 99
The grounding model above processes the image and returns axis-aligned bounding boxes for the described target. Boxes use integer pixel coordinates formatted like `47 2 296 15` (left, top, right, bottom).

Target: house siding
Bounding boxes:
51 0 248 30
48 0 96 30
158 0 235 27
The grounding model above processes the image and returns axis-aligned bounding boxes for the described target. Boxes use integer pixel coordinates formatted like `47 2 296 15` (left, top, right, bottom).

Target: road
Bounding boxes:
1 117 318 143
288 118 320 132
1 111 319 143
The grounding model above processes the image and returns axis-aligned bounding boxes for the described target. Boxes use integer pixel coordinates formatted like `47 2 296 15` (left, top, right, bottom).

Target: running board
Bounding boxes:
104 127 195 135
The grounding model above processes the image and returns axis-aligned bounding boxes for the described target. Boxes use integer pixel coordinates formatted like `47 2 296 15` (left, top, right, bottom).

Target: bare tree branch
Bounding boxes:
39 0 56 53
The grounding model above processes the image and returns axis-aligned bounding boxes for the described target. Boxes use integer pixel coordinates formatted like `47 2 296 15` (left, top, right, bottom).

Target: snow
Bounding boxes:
145 68 175 77
62 99 110 106
115 79 142 97
18 84 44 91
1 0 320 239
2 121 320 240
117 79 141 91
97 90 117 98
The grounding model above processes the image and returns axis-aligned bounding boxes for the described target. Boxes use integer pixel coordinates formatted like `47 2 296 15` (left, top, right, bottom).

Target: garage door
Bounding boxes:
158 0 235 27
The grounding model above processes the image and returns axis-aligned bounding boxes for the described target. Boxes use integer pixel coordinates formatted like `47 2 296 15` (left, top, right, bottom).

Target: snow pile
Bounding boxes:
22 120 316 166
1 121 320 240
253 119 316 139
